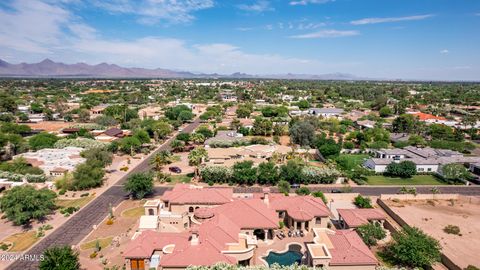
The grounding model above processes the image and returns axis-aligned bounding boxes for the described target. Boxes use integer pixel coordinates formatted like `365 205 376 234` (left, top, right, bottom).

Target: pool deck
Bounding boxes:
253 230 314 266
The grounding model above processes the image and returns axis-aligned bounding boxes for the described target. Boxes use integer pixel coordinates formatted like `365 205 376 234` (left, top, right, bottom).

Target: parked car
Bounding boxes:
291 183 300 189
169 166 182 174
331 189 342 193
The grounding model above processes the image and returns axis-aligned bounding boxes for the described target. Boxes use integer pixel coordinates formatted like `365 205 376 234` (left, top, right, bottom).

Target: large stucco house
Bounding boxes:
123 184 378 270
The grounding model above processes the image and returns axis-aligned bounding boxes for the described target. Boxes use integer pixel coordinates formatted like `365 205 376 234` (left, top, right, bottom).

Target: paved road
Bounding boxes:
7 119 201 270
232 185 480 196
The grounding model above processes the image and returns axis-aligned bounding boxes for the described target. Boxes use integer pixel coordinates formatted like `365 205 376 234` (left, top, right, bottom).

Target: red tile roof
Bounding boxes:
161 241 237 267
328 230 378 266
410 112 447 121
212 199 279 229
123 231 190 258
337 209 386 228
162 185 233 205
269 195 331 221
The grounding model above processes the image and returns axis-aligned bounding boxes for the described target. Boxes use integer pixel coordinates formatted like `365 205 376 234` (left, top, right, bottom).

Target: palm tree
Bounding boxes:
170 139 185 153
188 147 208 178
150 150 172 171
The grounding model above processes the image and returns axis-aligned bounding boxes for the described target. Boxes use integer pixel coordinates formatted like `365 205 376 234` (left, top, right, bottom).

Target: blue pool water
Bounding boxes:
264 246 303 266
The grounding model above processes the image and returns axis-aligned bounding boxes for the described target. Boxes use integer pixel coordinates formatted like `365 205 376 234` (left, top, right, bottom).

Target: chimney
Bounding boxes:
263 187 270 205
190 229 199 246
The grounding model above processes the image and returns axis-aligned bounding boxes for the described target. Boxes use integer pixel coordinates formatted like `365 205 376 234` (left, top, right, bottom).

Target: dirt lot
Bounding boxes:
386 196 480 269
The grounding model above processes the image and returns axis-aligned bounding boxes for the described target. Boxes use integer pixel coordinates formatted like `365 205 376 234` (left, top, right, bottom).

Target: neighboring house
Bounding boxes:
204 144 316 167
308 108 344 118
389 133 410 143
28 113 45 123
364 146 480 173
92 128 131 142
337 209 386 229
220 90 237 102
407 111 458 126
306 228 378 270
14 147 86 176
356 120 376 129
90 104 109 117
204 130 244 146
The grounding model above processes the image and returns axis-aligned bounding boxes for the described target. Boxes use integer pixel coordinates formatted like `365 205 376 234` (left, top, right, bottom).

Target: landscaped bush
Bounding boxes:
354 195 373 208
54 138 108 150
312 191 327 204
295 187 310 196
300 166 340 184
200 166 233 184
0 171 47 183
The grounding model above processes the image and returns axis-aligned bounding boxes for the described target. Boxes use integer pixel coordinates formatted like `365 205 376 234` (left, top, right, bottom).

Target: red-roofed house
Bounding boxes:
161 184 233 214
306 228 378 270
268 193 332 232
337 209 386 229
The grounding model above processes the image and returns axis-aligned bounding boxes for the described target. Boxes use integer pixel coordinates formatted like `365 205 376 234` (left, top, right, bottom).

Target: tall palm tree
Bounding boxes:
150 150 172 171
188 147 208 178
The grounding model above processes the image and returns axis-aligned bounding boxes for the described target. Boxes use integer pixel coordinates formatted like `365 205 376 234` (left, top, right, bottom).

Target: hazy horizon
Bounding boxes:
0 0 479 81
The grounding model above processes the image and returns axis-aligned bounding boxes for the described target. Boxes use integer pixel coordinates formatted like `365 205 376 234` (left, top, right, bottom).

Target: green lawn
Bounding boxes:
56 196 94 209
168 174 192 184
366 175 445 185
335 154 370 171
121 206 144 218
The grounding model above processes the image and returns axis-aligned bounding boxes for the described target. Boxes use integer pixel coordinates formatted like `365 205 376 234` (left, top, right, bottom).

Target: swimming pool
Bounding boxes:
263 244 303 266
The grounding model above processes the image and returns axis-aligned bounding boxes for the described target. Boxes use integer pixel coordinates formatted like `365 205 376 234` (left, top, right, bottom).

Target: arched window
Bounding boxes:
148 209 155 216
189 206 194 213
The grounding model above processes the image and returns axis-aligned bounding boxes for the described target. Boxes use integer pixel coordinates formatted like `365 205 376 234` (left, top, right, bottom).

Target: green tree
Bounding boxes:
277 180 291 194
190 132 206 144
152 121 173 140
170 139 185 152
382 226 441 269
29 133 59 150
39 245 80 270
312 191 327 204
379 106 393 117
295 186 311 195
289 121 315 146
257 162 279 185
188 146 208 177
385 160 417 178
0 186 57 225
196 125 214 138
318 143 341 160
252 117 273 136
81 148 112 167
357 223 386 246
133 129 151 144
150 150 172 171
124 172 154 199
119 137 142 155
176 132 191 143
353 195 373 208
71 163 105 190
392 114 418 133
280 160 304 184
232 161 257 185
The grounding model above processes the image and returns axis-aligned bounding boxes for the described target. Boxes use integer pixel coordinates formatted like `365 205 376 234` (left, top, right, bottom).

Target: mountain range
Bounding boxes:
0 58 361 80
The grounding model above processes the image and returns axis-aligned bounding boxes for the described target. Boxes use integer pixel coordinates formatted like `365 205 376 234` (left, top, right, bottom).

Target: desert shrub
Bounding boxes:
443 225 461 235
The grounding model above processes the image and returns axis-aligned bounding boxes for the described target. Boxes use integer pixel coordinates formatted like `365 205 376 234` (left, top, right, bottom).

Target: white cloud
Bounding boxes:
289 0 333 6
0 0 72 54
92 0 214 25
289 29 359 39
440 49 449 54
237 1 273 12
351 14 434 25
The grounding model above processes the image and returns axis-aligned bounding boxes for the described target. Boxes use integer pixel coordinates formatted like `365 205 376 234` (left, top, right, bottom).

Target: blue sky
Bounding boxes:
0 0 479 80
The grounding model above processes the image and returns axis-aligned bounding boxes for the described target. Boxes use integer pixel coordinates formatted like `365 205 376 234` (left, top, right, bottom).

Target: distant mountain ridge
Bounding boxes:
0 58 361 80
